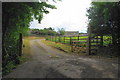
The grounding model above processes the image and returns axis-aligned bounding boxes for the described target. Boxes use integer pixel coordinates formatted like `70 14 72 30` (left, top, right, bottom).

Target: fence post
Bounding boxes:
71 41 73 52
53 36 54 41
87 36 91 55
64 36 65 44
78 35 79 41
46 36 47 40
100 35 103 47
49 36 50 41
59 35 61 42
49 36 50 40
46 35 48 40
19 33 22 56
52 35 53 41
56 36 57 42
96 36 98 46
51 36 52 41
55 36 56 42
70 36 72 45
53 36 54 42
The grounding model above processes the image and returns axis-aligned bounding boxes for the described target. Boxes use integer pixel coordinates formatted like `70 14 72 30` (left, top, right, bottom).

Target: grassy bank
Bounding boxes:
22 37 31 60
41 39 88 56
41 40 71 53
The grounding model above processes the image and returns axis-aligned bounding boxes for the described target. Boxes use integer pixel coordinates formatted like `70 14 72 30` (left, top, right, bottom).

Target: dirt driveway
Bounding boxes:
4 38 118 78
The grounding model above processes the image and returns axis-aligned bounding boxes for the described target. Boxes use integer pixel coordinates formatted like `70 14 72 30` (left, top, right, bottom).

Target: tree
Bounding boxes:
87 2 120 45
48 27 53 30
33 27 57 36
87 2 120 56
57 28 65 35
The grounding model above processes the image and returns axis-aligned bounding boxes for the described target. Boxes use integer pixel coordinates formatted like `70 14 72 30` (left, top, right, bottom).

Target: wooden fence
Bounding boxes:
46 35 108 55
46 35 87 45
46 35 88 53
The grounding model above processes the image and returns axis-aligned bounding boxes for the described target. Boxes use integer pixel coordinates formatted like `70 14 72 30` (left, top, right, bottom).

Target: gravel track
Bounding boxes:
4 39 118 78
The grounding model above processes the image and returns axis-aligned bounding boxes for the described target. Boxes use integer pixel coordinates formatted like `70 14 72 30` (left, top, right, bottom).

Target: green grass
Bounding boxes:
22 37 31 58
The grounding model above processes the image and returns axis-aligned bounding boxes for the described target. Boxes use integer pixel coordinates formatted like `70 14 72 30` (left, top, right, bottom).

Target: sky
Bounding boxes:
30 0 92 33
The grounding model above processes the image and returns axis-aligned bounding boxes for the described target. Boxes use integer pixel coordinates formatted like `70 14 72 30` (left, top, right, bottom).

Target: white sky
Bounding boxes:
30 0 92 33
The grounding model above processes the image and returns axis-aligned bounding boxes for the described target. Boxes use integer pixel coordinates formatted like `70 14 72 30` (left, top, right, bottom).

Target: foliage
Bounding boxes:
87 2 120 44
2 61 16 75
87 2 120 56
57 28 65 35
2 2 56 75
31 27 57 36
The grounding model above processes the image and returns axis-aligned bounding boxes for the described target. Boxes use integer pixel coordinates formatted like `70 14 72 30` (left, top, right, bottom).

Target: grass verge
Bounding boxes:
41 40 71 53
41 39 87 56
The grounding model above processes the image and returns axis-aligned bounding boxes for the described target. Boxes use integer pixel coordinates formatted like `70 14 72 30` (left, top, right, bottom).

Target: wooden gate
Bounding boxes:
71 35 102 55
89 36 101 55
71 36 87 53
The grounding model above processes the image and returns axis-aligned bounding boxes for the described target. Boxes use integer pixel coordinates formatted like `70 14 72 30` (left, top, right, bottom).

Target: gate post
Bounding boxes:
19 33 22 56
87 25 91 55
100 35 103 47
